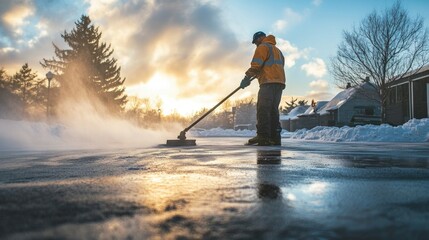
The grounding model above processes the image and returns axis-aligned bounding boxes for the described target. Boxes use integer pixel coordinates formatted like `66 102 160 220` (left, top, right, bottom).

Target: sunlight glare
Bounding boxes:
304 181 328 195
126 72 220 116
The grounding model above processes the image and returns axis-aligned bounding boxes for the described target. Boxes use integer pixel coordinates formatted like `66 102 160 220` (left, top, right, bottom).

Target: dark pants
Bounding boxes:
256 83 284 140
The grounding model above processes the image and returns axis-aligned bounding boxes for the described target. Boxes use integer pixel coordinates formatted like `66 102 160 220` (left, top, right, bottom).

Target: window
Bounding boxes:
397 85 403 102
354 106 375 116
389 88 396 104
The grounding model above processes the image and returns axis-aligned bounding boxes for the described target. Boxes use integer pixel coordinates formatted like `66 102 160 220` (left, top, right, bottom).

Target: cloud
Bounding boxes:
274 20 287 32
82 0 251 100
273 8 304 32
0 0 254 115
2 3 34 31
309 79 328 89
0 1 34 49
301 58 327 78
0 0 87 74
312 0 323 6
0 0 316 115
305 79 332 101
276 37 310 68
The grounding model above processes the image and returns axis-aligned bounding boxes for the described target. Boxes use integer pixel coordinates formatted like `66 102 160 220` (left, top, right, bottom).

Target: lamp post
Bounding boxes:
45 71 54 121
232 106 236 129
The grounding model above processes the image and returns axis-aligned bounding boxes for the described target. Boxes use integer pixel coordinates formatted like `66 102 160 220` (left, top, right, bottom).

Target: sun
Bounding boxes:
126 72 219 117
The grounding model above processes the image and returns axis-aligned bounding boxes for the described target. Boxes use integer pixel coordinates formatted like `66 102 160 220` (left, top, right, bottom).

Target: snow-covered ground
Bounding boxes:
0 118 428 151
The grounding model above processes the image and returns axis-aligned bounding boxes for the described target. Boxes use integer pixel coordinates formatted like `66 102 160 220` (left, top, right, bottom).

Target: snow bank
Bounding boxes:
191 118 429 142
290 118 429 142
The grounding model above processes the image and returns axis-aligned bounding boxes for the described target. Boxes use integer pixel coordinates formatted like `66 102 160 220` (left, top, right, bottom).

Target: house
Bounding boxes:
318 81 381 127
282 81 381 131
279 105 309 131
386 65 429 125
289 101 328 131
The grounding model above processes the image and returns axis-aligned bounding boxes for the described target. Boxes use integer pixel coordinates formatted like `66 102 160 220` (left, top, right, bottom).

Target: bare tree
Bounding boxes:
330 1 429 122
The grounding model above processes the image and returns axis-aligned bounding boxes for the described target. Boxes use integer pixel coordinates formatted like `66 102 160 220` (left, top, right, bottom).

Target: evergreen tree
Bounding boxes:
0 68 8 89
283 97 298 114
11 63 40 107
298 99 308 106
42 15 127 114
0 67 25 119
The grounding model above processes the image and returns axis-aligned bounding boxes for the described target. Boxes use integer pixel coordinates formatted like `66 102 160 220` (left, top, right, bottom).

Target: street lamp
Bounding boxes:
45 71 54 121
232 106 236 129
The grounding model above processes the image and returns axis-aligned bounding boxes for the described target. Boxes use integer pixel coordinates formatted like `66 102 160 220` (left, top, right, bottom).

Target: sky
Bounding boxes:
1 0 429 116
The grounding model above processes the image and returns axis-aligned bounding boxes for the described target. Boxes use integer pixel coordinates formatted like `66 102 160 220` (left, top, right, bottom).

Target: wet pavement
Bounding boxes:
1 138 429 239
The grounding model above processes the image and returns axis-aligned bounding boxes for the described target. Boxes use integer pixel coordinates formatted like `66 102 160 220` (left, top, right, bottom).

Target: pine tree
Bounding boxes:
11 63 41 108
298 99 308 106
283 97 298 114
41 15 127 114
0 68 8 89
0 67 26 119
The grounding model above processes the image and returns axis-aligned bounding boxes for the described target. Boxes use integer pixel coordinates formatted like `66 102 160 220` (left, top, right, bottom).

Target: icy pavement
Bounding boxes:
1 137 429 240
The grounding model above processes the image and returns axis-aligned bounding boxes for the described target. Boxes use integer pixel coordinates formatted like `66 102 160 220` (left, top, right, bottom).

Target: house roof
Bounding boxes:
400 64 429 78
302 101 328 115
293 101 328 118
388 64 429 86
280 105 309 120
318 81 377 115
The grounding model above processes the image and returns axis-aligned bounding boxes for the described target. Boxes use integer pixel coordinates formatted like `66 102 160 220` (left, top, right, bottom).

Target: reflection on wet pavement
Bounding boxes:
0 138 428 239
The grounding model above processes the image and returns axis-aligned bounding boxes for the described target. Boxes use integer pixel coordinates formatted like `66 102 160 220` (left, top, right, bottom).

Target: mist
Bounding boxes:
0 106 179 151
0 106 178 151
0 67 181 151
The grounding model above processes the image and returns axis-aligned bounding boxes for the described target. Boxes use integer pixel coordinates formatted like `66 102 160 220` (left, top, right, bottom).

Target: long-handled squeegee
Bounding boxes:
166 77 255 146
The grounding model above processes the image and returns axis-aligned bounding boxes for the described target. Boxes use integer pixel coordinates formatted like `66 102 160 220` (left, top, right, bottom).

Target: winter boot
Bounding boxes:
247 136 259 145
246 135 271 146
256 137 271 146
270 138 281 146
270 128 282 146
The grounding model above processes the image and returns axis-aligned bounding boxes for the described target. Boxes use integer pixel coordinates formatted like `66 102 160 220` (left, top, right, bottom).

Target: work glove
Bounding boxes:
240 75 251 89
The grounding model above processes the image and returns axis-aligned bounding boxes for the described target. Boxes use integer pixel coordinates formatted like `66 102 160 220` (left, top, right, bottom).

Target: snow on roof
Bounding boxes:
300 101 328 116
398 64 429 79
280 105 309 120
318 81 377 115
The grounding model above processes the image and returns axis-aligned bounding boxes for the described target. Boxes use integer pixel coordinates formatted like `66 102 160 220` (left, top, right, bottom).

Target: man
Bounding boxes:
240 31 286 146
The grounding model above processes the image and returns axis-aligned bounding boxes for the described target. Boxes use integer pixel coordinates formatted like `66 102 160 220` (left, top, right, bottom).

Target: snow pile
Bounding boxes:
290 118 429 142
190 118 429 142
